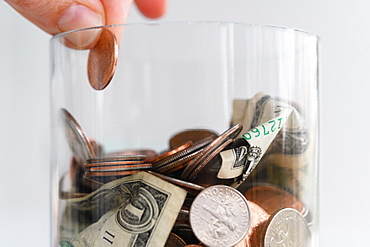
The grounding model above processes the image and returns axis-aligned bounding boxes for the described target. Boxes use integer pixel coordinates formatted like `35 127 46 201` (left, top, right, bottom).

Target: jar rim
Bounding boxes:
52 21 319 40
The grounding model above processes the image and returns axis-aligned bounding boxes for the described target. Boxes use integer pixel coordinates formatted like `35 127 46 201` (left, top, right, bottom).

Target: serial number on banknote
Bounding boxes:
242 117 286 140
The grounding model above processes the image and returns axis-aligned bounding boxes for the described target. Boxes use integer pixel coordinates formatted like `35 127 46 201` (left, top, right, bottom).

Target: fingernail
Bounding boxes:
58 4 103 48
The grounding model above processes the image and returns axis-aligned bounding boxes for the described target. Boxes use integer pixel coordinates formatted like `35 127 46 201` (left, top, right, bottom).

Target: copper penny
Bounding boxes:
148 141 192 164
244 185 306 215
88 163 152 172
180 124 243 180
188 138 233 181
85 169 139 178
153 137 213 170
87 28 118 90
169 129 218 149
165 232 187 247
84 160 146 169
234 201 269 247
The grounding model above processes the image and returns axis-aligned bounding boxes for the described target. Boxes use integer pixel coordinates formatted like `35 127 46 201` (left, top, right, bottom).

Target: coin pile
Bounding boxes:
60 105 312 247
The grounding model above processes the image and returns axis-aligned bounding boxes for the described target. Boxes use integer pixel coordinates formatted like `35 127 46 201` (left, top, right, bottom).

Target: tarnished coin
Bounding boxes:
86 155 146 164
169 129 218 149
188 138 233 181
153 136 214 174
61 108 95 165
262 208 311 247
181 124 243 180
88 28 118 90
88 163 152 172
172 223 199 245
165 232 187 247
244 185 306 216
189 185 251 247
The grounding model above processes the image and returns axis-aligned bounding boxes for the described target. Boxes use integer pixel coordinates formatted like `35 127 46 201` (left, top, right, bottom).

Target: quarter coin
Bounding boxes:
262 208 311 247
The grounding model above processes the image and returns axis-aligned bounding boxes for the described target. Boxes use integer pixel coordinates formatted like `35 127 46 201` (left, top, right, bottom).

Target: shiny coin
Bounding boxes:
153 137 213 169
244 185 306 216
235 201 269 247
169 129 218 149
189 185 250 247
165 232 187 247
262 208 311 247
148 141 193 164
61 108 95 165
88 28 118 90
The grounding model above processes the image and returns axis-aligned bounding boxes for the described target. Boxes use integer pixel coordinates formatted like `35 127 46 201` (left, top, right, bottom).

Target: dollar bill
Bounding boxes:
218 93 309 182
60 172 187 247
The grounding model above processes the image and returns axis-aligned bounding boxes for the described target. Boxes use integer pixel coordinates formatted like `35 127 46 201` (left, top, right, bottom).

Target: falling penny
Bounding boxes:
88 28 118 90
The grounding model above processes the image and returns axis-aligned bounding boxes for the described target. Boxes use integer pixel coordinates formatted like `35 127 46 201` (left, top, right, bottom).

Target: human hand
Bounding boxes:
5 0 166 35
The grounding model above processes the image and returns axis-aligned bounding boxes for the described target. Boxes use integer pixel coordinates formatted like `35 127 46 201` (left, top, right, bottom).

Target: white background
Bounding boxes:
1 1 369 246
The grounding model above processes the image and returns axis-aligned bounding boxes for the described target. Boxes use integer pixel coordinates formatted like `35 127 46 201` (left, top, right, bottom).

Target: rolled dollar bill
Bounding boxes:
60 172 187 247
232 93 311 169
218 95 293 182
217 93 310 184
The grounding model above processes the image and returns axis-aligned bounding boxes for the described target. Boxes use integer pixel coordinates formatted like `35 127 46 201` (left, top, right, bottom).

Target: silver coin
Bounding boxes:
61 108 95 165
189 185 251 247
262 208 311 247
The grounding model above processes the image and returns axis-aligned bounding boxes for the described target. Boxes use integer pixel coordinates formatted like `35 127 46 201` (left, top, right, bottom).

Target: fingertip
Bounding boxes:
135 0 167 19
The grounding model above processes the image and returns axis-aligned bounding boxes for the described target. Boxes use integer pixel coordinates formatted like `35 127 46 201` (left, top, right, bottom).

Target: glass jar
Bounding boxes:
51 22 319 247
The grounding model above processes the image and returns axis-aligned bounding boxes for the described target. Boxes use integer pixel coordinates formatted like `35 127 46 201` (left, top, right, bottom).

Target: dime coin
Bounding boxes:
244 185 306 215
169 129 218 149
61 108 95 165
262 208 311 247
87 28 118 90
189 185 250 247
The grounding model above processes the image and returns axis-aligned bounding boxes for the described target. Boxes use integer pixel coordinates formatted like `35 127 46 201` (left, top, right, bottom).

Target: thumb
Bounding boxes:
5 0 134 48
5 0 108 35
